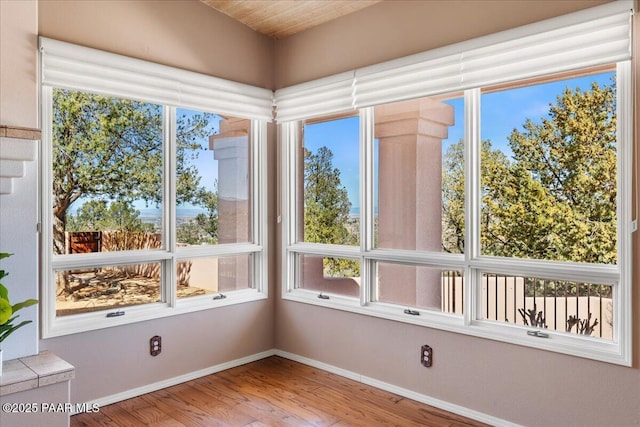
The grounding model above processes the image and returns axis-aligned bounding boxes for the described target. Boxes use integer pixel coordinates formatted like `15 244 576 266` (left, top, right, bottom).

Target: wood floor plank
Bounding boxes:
224 369 340 426
142 388 230 427
71 356 488 427
166 382 257 426
296 383 425 427
125 403 187 427
206 371 313 426
96 403 144 427
70 410 118 427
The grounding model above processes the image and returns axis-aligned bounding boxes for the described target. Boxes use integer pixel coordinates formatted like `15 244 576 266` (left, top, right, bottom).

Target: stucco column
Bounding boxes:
209 118 250 291
374 98 454 309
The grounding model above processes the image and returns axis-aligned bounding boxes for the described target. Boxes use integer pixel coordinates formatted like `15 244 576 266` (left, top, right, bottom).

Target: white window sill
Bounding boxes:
42 290 267 338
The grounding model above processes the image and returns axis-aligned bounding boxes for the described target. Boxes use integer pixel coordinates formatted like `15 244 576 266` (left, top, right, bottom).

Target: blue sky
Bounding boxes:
304 116 361 211
479 72 614 155
175 108 222 211
304 71 615 212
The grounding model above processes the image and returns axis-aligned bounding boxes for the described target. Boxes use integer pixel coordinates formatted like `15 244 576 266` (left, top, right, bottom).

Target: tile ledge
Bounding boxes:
0 351 75 397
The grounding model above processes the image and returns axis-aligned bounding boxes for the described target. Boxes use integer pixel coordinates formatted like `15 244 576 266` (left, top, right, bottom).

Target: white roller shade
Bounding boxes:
274 72 355 122
355 2 632 108
40 37 274 121
459 11 632 90
354 51 463 108
275 1 632 120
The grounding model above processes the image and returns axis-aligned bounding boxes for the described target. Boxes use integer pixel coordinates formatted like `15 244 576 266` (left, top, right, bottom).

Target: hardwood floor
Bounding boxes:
71 356 489 427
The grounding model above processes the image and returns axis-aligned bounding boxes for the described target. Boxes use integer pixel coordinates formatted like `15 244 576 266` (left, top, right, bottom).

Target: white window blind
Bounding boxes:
274 72 356 122
458 10 631 90
275 0 633 120
39 37 274 121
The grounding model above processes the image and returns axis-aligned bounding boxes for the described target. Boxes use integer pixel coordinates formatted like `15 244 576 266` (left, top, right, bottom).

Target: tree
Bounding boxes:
507 81 616 264
176 187 219 245
304 146 358 275
442 81 617 265
304 146 352 244
193 189 219 242
67 200 153 233
52 89 214 254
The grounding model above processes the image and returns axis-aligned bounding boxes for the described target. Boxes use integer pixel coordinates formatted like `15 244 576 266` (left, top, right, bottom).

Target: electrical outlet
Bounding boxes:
421 344 432 367
150 335 161 356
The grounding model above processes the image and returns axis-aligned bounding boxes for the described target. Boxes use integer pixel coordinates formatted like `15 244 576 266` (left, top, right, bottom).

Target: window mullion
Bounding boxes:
464 88 481 326
615 60 632 362
281 122 298 294
40 85 56 338
360 107 374 306
251 119 268 294
165 106 177 307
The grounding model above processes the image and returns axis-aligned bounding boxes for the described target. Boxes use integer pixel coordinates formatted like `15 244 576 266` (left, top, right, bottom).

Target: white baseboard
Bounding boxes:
79 348 517 426
273 349 520 427
79 349 276 414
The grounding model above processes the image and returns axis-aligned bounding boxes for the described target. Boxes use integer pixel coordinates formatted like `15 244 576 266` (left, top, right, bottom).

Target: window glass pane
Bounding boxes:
176 109 250 246
480 70 617 264
56 262 162 316
481 273 613 340
177 254 251 299
375 262 463 312
373 94 464 253
296 254 360 297
53 89 164 255
300 116 360 246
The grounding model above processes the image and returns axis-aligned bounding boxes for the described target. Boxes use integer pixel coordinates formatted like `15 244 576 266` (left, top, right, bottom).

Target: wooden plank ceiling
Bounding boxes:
200 0 383 39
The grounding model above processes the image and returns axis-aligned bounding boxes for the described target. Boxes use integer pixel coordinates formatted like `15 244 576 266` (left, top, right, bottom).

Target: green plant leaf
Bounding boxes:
0 283 7 300
12 299 38 313
0 253 13 260
0 319 32 344
0 297 12 325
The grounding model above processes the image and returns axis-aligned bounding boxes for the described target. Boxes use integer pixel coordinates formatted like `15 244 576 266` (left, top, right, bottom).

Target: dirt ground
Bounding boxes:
56 270 212 316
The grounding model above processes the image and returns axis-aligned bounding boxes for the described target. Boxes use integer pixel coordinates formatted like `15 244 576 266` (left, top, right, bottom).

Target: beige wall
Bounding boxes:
0 0 38 128
274 1 640 426
34 0 277 404
274 0 612 88
38 0 275 89
0 0 39 359
2 0 638 425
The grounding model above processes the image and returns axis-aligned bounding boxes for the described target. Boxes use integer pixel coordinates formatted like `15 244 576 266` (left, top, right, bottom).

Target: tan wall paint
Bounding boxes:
274 1 640 426
38 0 275 89
35 0 277 405
0 0 40 360
274 0 612 88
1 0 637 424
0 0 38 127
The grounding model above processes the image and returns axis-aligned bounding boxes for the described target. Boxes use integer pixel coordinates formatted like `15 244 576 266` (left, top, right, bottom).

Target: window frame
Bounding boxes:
40 88 269 338
281 61 632 365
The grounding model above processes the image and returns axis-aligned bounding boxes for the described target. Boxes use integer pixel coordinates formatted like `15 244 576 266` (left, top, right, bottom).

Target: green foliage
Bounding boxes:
441 140 466 254
442 81 617 265
52 90 219 253
177 188 219 245
193 189 219 242
67 200 154 233
176 111 215 204
506 81 617 264
304 147 352 243
0 253 38 345
303 146 359 276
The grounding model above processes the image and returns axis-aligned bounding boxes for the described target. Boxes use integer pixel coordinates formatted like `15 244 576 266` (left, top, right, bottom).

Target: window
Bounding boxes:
475 70 620 342
280 2 633 364
40 39 269 337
